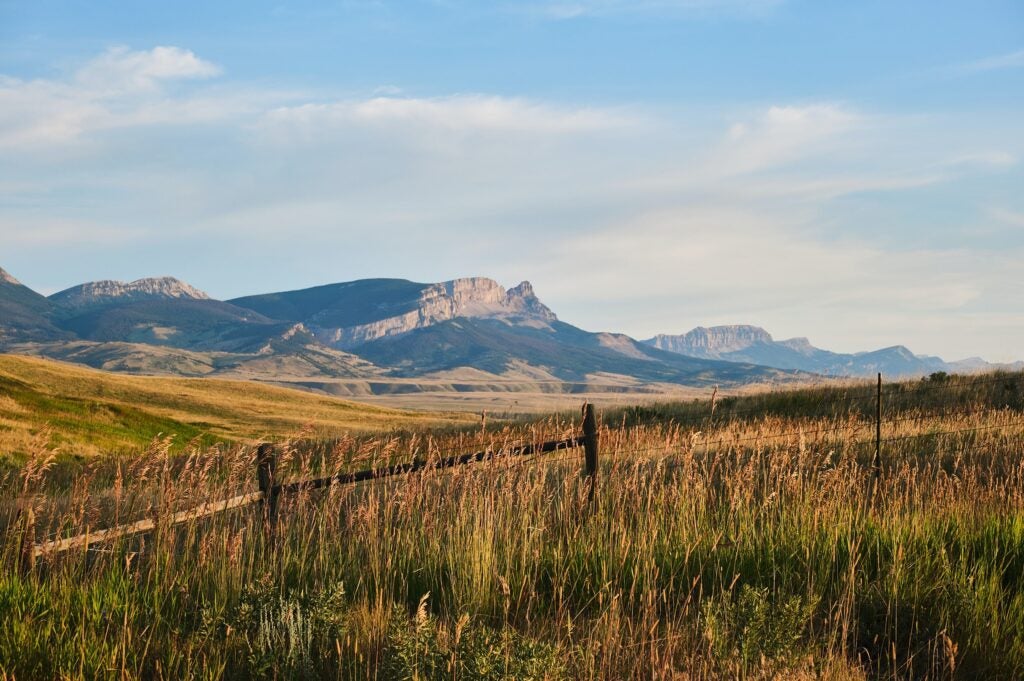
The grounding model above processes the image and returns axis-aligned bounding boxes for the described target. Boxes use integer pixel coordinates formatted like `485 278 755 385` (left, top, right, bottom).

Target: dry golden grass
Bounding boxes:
0 354 473 460
2 369 1022 679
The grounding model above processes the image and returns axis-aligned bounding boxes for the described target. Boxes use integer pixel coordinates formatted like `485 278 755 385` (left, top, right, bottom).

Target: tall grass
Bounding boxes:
2 372 1023 679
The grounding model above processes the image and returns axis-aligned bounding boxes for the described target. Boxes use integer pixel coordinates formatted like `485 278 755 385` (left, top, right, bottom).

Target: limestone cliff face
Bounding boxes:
51 277 210 313
648 325 774 358
314 277 557 349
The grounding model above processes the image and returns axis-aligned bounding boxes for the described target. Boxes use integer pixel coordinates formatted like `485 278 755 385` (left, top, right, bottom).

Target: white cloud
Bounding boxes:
715 104 863 174
0 48 257 149
76 46 222 92
504 204 1021 358
0 76 104 147
1 46 1021 361
623 103 869 197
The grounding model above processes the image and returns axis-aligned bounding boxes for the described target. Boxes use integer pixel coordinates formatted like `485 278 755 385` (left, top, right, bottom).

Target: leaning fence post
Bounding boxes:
257 443 278 537
582 403 599 502
871 373 883 498
18 506 35 576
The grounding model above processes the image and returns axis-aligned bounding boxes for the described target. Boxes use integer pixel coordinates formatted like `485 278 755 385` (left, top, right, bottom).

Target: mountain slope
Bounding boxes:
55 298 286 352
0 267 70 343
354 318 791 385
12 265 1001 398
230 277 557 349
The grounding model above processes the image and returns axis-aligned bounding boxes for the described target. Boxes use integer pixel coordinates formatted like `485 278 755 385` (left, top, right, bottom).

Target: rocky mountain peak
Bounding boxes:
50 276 210 313
427 277 506 309
647 325 773 358
414 277 555 321
504 281 557 322
507 280 535 298
306 277 558 349
778 337 815 353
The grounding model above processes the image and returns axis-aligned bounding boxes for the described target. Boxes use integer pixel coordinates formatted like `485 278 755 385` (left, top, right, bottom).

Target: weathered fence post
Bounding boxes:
257 443 279 537
582 403 599 502
18 506 35 576
871 373 883 499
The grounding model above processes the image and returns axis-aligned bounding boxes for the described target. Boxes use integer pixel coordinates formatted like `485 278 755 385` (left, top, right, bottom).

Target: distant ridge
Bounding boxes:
1 265 1017 396
644 325 1019 377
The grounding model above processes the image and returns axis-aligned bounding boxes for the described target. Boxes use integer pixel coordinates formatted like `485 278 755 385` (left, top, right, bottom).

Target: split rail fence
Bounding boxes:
13 371 1024 576
15 405 600 575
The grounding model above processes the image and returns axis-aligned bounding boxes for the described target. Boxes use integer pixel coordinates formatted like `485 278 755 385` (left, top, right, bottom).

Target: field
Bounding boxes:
0 354 474 464
2 370 1023 679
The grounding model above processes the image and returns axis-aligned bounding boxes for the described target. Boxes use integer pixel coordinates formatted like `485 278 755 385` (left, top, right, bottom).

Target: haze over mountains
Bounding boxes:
0 265 1015 403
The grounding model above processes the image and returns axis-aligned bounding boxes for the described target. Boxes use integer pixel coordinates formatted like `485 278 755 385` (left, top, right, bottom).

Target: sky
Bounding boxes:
1 0 1022 362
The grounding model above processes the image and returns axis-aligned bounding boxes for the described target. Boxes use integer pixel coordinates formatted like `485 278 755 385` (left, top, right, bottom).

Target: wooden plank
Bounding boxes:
277 436 583 495
33 491 264 558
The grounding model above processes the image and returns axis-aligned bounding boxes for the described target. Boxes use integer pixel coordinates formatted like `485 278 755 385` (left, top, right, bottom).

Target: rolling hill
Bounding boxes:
0 354 469 461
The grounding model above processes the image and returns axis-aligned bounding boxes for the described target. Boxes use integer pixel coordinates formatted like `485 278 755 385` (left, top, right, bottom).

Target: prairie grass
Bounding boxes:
1 371 1023 679
0 354 473 464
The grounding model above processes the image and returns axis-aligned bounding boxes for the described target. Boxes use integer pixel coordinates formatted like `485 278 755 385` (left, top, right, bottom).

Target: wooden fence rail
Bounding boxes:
17 404 600 575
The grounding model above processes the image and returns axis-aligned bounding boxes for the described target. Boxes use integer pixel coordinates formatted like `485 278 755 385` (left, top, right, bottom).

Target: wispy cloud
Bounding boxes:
716 103 863 174
988 207 1024 228
952 48 1024 75
1 45 1021 360
0 47 261 149
262 95 638 136
518 0 783 19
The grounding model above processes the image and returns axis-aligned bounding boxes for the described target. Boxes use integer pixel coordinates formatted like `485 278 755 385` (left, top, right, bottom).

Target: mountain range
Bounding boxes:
643 326 1019 377
0 265 1015 403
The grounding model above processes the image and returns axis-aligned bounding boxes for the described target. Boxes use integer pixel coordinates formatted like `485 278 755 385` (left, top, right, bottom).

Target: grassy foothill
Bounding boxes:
0 354 473 465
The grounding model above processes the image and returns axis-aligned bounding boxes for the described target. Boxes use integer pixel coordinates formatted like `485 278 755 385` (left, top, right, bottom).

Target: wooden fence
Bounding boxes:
16 404 600 576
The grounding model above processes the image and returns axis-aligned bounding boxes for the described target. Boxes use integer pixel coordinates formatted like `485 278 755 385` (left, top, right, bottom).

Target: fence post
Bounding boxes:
582 403 599 502
257 443 278 538
18 506 35 577
872 373 883 495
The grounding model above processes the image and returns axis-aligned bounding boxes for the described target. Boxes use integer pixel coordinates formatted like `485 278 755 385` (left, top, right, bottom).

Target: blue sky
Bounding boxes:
1 0 1022 361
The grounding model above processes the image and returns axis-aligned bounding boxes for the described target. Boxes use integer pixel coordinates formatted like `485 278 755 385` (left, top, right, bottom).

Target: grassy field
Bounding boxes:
0 354 474 465
1 371 1023 679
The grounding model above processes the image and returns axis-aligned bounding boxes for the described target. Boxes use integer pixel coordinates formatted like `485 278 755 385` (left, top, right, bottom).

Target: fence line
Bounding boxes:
14 371 1024 576
18 405 600 574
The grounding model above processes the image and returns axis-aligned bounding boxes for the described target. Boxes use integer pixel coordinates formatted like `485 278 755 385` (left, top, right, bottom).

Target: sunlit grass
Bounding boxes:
1 371 1023 679
0 354 473 464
